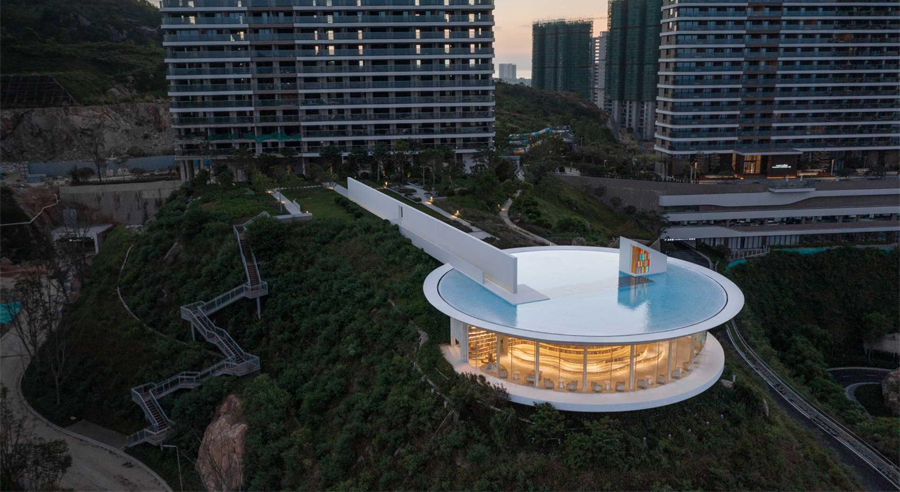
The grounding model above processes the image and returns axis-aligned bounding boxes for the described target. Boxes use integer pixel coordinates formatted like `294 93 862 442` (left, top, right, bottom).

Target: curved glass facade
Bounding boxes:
465 325 707 393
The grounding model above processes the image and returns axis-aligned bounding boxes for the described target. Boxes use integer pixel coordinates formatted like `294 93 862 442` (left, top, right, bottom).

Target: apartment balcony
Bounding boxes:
288 0 494 7
770 126 899 136
300 110 493 123
162 17 248 26
295 63 493 75
305 127 494 139
169 83 255 93
170 99 255 109
164 34 250 43
297 79 493 91
298 95 494 107
291 15 494 26
295 47 495 58
165 50 252 59
162 0 248 8
174 116 258 126
168 67 254 77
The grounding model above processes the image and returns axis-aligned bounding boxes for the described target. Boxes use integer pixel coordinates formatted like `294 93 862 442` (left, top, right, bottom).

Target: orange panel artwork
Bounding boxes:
631 245 650 275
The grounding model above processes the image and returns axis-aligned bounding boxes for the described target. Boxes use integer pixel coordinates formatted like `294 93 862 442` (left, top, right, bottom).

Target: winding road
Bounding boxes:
0 328 170 491
673 241 900 491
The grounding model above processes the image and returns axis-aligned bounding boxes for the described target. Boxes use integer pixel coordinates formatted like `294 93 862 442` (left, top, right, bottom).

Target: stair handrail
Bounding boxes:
130 388 162 433
198 284 250 315
128 211 271 448
234 226 254 286
241 211 271 230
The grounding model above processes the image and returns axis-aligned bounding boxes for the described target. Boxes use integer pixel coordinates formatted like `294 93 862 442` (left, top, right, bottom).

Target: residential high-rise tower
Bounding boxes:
591 33 609 111
498 63 517 83
605 0 662 141
532 19 593 100
161 0 497 179
654 0 899 175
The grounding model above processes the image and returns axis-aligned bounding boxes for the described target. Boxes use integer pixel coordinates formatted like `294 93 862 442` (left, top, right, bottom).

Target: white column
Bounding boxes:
629 345 636 391
534 342 540 389
582 347 588 393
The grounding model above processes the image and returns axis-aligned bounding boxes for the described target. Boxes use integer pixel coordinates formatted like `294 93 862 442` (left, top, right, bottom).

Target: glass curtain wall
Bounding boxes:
467 327 707 393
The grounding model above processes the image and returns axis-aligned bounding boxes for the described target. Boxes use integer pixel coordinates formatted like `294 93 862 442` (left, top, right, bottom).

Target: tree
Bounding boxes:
862 312 892 361
319 146 343 181
418 148 445 190
227 148 256 183
346 148 370 179
76 128 110 183
0 385 72 491
610 196 622 209
371 143 390 183
527 403 565 445
392 140 412 184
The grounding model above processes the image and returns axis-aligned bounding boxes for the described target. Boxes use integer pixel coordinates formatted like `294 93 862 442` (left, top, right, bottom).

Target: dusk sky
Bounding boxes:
494 0 609 79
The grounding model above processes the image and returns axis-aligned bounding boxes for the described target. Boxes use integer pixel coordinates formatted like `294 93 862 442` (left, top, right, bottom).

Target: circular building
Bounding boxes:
423 245 744 412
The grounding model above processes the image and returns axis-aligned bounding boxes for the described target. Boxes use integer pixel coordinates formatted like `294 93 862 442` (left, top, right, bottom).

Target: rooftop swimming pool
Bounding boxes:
437 250 729 339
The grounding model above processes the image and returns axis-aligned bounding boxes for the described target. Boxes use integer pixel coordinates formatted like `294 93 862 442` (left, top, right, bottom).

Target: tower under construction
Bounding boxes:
605 0 662 140
532 19 593 100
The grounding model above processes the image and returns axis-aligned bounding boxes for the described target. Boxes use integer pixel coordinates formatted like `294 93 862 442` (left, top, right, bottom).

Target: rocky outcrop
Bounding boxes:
0 103 172 163
197 394 247 492
882 369 900 417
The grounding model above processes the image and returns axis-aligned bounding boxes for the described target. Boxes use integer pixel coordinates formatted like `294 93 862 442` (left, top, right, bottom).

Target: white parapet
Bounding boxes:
347 178 547 305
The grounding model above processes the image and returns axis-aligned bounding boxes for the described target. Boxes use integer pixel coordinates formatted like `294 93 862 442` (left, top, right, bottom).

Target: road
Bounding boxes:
672 241 900 491
1 329 170 491
828 367 892 404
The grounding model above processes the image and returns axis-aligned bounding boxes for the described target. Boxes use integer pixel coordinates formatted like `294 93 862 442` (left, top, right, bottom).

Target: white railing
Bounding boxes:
128 216 269 448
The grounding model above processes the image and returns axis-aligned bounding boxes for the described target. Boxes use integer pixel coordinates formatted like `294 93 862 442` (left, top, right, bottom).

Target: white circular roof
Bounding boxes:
423 247 744 344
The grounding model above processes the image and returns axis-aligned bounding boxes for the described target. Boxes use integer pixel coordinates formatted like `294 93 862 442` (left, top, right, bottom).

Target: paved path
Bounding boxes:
1 330 170 491
499 197 555 246
271 190 305 216
401 184 493 240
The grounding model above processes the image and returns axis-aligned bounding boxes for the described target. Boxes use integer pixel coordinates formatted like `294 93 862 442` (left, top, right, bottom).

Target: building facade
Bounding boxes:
591 33 609 111
654 0 900 175
605 0 662 140
532 19 594 100
161 0 496 178
498 63 517 84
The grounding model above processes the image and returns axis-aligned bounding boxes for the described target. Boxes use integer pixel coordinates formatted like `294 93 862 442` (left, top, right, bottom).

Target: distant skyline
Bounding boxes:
494 0 609 79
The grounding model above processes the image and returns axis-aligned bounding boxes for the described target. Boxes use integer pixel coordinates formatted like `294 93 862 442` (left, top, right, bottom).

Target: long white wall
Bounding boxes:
347 178 519 294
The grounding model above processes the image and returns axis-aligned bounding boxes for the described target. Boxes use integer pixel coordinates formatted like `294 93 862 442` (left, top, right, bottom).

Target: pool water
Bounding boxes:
438 250 728 339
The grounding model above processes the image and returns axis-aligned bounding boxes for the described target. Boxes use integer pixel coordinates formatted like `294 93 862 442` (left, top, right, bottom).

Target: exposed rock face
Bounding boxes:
0 103 172 163
197 394 247 492
882 369 900 417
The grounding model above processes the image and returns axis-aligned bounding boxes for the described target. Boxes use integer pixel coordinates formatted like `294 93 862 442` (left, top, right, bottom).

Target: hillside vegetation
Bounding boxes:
729 248 900 462
23 174 863 491
0 0 165 104
494 82 616 146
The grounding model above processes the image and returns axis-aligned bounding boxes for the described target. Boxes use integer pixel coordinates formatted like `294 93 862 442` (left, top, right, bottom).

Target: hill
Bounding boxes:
728 248 900 463
0 0 165 105
23 175 862 491
494 82 617 146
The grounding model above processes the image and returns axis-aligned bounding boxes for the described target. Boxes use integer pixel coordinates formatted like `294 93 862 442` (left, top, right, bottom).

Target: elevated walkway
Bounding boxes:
126 214 268 448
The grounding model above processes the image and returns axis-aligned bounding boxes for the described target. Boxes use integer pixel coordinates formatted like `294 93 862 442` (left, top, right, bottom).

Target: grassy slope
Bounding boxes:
494 82 617 146
0 0 165 104
510 175 655 245
728 248 900 463
23 176 864 491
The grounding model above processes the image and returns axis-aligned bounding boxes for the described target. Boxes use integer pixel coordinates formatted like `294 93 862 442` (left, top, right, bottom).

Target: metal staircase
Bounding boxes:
126 214 269 448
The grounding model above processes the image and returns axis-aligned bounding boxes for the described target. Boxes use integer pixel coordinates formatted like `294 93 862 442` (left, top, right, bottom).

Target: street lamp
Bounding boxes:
161 444 184 492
